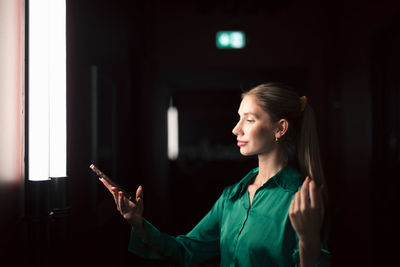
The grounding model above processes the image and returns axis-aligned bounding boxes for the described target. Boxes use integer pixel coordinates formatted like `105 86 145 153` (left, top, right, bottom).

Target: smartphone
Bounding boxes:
90 164 133 200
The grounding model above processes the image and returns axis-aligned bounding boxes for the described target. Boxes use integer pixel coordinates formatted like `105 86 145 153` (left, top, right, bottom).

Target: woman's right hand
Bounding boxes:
99 178 144 229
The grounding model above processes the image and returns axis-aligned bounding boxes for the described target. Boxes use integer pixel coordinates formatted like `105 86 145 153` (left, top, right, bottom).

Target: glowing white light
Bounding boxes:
167 105 179 160
49 0 66 178
216 31 245 49
219 33 230 46
231 32 245 48
29 0 66 180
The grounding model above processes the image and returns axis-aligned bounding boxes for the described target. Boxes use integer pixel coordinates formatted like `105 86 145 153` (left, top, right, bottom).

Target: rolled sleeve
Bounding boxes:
128 218 164 259
292 246 331 267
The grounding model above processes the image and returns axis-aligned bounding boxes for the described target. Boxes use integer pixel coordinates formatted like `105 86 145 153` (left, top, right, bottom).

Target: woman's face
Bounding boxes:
232 95 278 156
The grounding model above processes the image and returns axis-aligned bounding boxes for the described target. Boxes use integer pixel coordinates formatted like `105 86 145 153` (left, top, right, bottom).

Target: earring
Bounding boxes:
275 137 279 143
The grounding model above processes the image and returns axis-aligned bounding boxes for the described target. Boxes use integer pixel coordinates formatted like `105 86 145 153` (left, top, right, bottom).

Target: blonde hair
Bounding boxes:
242 83 326 187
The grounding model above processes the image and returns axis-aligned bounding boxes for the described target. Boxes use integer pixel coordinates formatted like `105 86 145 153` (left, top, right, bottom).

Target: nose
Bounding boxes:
232 121 242 136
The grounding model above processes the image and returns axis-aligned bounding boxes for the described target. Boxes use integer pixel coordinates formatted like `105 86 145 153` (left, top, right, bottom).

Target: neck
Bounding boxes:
255 148 287 187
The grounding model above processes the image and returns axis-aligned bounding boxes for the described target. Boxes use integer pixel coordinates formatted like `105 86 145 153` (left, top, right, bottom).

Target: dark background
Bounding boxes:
2 0 400 266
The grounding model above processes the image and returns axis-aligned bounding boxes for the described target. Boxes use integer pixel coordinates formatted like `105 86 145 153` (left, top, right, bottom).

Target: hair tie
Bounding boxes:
300 96 308 112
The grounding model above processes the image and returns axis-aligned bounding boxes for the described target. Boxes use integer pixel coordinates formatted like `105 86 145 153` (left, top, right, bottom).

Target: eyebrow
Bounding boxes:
238 112 259 118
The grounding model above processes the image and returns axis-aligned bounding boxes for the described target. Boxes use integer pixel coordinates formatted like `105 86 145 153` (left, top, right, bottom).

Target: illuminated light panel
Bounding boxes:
167 104 179 160
29 0 66 180
216 31 246 49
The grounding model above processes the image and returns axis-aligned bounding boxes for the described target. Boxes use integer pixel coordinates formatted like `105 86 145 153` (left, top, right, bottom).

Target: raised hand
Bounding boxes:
289 176 324 241
99 178 144 228
289 176 324 266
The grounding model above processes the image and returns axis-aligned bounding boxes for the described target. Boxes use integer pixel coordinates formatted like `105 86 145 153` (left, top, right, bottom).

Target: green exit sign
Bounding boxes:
216 31 246 49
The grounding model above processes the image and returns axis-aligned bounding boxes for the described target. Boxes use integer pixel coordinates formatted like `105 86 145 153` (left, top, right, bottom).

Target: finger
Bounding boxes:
136 185 143 200
293 191 300 213
309 180 320 209
118 191 125 213
99 178 113 193
289 198 294 215
301 177 310 194
300 177 310 211
100 178 120 205
111 187 120 206
136 196 142 208
136 185 143 207
123 191 133 212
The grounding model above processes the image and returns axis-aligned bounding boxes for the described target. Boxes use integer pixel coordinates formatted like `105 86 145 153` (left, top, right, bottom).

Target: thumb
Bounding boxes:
136 185 143 201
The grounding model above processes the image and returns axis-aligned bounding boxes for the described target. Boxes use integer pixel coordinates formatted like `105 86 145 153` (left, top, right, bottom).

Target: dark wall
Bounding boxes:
17 0 400 266
325 2 400 266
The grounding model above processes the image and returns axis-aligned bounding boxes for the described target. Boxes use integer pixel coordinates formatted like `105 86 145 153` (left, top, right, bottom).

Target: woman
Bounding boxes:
100 83 330 266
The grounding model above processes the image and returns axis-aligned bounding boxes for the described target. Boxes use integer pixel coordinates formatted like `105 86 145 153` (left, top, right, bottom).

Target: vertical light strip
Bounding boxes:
29 0 50 181
29 0 66 180
48 0 66 177
167 103 179 160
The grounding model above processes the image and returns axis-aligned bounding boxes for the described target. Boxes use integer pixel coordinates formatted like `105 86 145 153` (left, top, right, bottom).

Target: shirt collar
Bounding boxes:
236 165 303 196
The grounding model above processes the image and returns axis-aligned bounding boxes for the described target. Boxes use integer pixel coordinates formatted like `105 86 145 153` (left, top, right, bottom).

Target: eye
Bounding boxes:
246 119 255 123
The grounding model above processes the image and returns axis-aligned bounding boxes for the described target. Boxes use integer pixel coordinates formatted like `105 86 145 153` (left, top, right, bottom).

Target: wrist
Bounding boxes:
130 217 143 231
126 213 142 226
298 237 321 267
131 219 149 244
298 233 321 248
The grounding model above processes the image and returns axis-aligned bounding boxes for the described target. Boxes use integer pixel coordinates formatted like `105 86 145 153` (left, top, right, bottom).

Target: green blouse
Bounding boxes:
128 165 331 266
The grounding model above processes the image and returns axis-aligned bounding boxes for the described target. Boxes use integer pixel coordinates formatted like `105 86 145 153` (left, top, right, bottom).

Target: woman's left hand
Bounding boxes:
289 176 324 245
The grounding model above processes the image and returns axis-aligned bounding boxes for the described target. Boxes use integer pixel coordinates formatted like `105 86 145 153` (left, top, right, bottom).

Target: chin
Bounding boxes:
239 148 256 157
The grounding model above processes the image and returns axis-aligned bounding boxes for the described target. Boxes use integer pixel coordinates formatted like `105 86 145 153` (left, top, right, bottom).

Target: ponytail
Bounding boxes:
297 104 325 187
298 103 329 238
298 104 329 215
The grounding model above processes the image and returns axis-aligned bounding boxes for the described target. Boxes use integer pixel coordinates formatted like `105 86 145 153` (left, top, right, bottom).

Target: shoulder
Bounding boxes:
273 165 304 193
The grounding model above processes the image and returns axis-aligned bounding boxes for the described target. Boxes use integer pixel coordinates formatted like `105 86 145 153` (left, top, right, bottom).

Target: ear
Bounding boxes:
274 119 289 138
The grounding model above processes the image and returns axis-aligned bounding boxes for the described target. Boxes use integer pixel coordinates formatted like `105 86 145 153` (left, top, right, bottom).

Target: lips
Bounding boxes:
237 140 248 146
